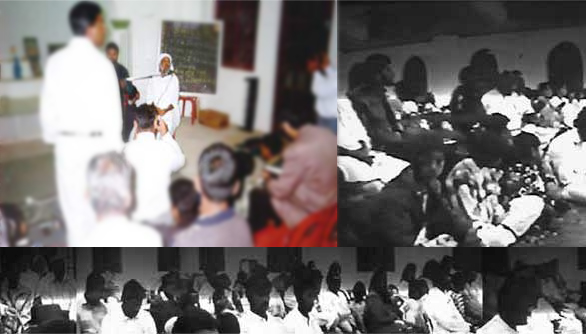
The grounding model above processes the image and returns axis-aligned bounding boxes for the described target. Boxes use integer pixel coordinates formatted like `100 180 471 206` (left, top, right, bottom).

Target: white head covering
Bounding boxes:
157 53 175 73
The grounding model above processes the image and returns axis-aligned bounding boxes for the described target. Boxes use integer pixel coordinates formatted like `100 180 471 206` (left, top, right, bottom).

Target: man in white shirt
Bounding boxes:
337 97 410 185
40 2 123 246
124 104 185 225
101 280 157 334
284 264 326 334
478 274 539 334
544 109 586 204
319 262 353 333
240 265 286 334
312 55 337 134
83 152 162 247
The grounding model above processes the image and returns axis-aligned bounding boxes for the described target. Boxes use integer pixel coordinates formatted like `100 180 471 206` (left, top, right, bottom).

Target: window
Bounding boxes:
216 0 260 71
267 248 302 273
199 248 225 273
548 42 583 92
158 248 180 272
93 248 122 273
356 248 394 272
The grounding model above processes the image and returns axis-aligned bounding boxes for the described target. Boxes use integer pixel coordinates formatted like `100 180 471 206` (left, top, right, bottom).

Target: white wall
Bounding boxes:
74 248 453 295
508 248 585 291
339 25 586 106
0 0 282 133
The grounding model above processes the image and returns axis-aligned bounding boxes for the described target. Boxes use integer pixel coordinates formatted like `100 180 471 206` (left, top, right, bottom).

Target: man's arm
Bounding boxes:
156 119 185 172
40 58 59 144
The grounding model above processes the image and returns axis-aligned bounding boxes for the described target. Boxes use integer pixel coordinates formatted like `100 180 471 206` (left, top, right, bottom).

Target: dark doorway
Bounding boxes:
398 56 428 101
272 0 335 131
547 42 583 92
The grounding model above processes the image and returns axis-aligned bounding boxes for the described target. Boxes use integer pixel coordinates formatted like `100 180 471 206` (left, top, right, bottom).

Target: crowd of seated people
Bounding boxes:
0 105 337 247
0 253 479 334
339 50 585 247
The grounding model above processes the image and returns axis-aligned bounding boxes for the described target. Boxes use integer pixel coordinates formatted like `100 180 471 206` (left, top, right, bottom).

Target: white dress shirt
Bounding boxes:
477 315 517 334
84 215 162 247
312 66 338 119
41 37 122 147
101 303 157 334
421 287 470 334
146 75 180 134
240 310 286 334
284 307 324 334
124 132 185 224
338 97 371 150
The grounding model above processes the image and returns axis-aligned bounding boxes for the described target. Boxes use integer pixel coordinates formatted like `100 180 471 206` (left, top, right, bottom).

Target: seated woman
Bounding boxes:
77 272 108 334
363 269 403 333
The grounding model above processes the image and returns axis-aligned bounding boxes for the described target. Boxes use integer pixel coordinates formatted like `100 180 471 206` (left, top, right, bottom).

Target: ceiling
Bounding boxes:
340 1 586 53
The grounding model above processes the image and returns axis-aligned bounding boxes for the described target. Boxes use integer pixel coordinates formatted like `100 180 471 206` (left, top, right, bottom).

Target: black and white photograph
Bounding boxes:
482 248 586 334
0 247 483 334
338 1 586 247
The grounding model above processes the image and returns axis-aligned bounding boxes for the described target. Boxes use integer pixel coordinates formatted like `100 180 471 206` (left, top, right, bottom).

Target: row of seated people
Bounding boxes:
339 55 586 246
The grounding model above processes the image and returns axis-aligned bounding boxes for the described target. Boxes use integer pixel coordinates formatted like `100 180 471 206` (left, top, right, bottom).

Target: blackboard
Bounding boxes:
160 21 221 94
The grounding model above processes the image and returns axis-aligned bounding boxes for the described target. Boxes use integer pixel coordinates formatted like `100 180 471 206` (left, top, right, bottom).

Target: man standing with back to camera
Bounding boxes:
40 1 123 246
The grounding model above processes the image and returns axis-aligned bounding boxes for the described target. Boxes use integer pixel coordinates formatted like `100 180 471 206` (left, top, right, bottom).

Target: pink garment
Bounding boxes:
268 125 337 226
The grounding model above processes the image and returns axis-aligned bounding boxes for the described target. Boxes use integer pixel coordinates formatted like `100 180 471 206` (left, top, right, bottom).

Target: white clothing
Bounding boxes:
146 54 180 134
40 37 123 246
283 307 323 334
481 90 528 132
312 66 337 118
545 128 586 186
240 310 286 334
0 210 9 247
319 290 352 329
101 303 157 334
123 132 185 224
337 97 410 183
338 98 370 150
421 287 470 334
83 215 162 247
562 101 581 128
477 315 517 334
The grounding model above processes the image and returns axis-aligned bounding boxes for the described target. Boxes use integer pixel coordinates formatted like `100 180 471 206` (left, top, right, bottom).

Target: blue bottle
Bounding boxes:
13 56 22 79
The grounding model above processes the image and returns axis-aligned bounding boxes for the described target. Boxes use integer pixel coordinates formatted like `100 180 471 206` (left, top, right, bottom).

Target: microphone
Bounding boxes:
126 70 175 82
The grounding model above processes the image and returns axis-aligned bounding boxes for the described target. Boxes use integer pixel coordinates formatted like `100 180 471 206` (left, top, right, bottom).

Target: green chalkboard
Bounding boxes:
160 21 221 94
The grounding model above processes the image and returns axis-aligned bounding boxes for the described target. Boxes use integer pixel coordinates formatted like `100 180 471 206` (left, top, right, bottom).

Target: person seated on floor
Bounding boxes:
162 178 200 246
240 264 285 334
284 263 327 334
263 113 337 247
124 103 185 226
420 260 471 334
478 273 540 334
544 108 586 205
101 279 157 334
211 274 240 334
337 88 410 188
172 307 219 334
363 268 403 333
83 152 163 247
150 272 183 333
77 272 108 334
172 143 253 246
319 261 355 333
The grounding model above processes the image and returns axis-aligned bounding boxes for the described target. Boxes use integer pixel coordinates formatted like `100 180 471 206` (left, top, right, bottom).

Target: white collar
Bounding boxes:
135 132 156 141
69 36 96 49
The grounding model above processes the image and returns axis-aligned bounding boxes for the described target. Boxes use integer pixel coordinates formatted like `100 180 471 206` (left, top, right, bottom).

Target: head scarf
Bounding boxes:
157 53 175 73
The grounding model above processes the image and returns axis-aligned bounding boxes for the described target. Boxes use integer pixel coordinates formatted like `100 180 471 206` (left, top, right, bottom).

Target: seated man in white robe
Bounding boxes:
337 97 410 187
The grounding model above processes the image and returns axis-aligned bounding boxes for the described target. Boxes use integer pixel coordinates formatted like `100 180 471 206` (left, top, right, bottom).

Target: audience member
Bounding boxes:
101 279 157 334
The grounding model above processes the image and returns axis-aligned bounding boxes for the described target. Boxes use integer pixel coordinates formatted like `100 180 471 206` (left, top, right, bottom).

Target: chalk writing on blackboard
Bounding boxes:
160 21 221 94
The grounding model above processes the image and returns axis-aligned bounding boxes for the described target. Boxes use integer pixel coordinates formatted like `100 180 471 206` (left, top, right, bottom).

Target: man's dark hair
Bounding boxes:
292 263 323 302
368 268 389 302
574 108 586 132
198 143 238 202
85 271 105 306
134 104 157 130
244 264 272 301
50 259 66 283
513 132 540 164
451 272 467 292
348 62 385 91
169 178 199 226
498 274 540 328
401 263 417 283
121 279 146 319
172 308 218 333
365 53 391 65
408 279 429 300
106 42 119 53
69 1 102 36
352 281 366 303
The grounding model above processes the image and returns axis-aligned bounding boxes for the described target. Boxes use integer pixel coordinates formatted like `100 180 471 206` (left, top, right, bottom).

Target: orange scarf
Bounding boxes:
254 204 337 247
